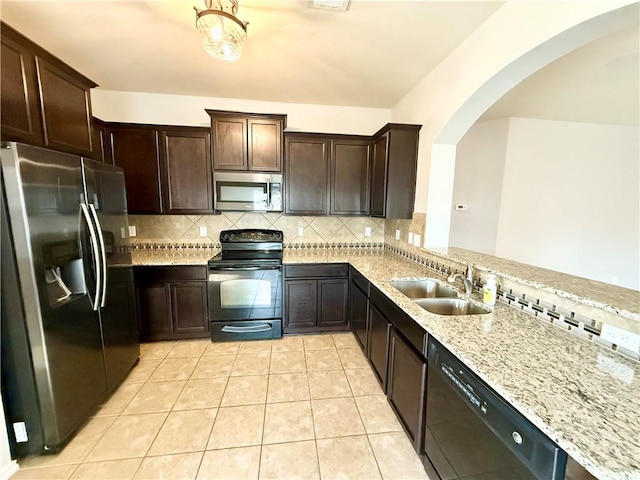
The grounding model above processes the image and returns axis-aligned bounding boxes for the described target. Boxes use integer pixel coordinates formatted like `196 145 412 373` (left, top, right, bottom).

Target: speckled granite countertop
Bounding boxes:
130 249 219 266
131 248 640 479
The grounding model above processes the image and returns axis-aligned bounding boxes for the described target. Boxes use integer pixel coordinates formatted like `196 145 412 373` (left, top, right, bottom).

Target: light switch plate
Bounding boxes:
120 227 126 239
199 225 208 237
297 226 304 237
601 324 640 353
413 234 421 246
408 232 414 244
128 225 136 237
395 229 400 240
364 226 372 237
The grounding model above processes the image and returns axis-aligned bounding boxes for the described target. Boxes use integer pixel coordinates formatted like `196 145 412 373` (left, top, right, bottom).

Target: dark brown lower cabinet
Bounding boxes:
350 281 369 352
283 264 349 333
387 327 427 451
134 266 209 341
367 304 391 391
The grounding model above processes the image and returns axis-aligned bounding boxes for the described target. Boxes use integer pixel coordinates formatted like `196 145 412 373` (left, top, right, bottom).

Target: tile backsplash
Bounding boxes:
128 213 385 246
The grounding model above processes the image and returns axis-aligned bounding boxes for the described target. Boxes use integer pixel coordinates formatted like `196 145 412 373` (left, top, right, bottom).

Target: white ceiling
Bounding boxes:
0 1 637 125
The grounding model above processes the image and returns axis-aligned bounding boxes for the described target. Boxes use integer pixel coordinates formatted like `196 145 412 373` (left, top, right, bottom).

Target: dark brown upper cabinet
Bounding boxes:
159 127 213 214
206 110 286 173
370 124 421 219
285 133 371 216
1 22 97 156
107 125 163 214
91 117 109 163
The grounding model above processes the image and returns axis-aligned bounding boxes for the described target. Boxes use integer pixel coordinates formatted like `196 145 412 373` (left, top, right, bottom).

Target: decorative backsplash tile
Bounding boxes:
129 213 385 246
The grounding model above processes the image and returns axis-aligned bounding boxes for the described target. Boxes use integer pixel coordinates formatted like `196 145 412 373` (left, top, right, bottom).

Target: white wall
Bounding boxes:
92 90 390 135
495 118 639 289
449 118 509 253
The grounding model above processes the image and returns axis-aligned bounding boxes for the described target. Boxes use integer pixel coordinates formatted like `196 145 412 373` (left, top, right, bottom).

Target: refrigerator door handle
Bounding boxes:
80 203 101 311
88 204 108 308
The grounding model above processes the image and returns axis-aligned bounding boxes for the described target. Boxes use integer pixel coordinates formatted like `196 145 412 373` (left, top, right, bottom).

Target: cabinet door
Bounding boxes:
91 118 109 163
0 31 43 145
284 280 317 330
388 328 427 450
109 127 162 214
368 304 390 391
248 117 282 172
35 56 93 156
160 129 213 214
137 283 172 341
331 139 371 215
212 115 247 170
171 282 209 337
350 283 369 353
285 136 329 215
317 278 349 329
370 133 389 217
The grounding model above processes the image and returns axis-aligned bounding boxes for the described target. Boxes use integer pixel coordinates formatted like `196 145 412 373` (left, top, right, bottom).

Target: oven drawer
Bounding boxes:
211 319 282 341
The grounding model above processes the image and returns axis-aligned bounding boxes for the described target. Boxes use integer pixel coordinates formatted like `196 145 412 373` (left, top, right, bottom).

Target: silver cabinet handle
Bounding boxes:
221 324 272 333
80 203 101 311
88 204 107 308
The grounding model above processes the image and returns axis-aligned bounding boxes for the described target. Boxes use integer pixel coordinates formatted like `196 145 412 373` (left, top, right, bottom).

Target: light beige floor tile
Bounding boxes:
238 340 272 354
308 370 352 399
368 432 429 480
96 383 144 416
139 342 176 360
259 440 320 480
331 332 360 349
11 465 77 479
18 417 117 469
191 355 235 379
123 358 161 384
312 397 365 439
167 340 209 358
134 452 202 480
122 381 185 415
69 458 142 480
303 335 335 351
221 375 268 406
147 358 198 382
262 401 315 444
197 446 260 480
148 409 217 455
86 413 167 462
304 349 342 371
231 353 271 376
345 368 384 396
203 341 240 357
355 395 403 434
337 348 369 369
316 435 382 480
271 335 304 352
267 373 310 403
269 351 306 374
173 378 228 411
207 405 265 449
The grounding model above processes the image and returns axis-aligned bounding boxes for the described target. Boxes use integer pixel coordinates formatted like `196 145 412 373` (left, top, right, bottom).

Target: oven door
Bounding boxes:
208 265 283 340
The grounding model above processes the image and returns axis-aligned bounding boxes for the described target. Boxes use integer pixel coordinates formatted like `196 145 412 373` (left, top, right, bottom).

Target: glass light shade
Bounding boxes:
196 9 247 61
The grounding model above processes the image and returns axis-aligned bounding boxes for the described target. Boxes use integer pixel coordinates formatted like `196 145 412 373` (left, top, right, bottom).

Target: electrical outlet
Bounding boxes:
408 232 414 244
413 234 421 246
395 229 400 240
128 225 136 237
297 226 304 237
601 324 640 352
120 227 126 239
364 226 372 237
13 422 28 443
199 225 208 237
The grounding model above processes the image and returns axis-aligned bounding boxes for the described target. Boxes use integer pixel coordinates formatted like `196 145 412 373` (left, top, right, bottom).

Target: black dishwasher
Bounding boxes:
423 339 568 480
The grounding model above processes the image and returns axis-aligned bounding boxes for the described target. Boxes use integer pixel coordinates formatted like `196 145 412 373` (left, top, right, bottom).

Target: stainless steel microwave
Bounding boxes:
214 172 283 212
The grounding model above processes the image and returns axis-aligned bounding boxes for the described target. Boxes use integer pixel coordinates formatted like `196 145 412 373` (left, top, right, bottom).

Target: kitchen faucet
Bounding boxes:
448 260 474 296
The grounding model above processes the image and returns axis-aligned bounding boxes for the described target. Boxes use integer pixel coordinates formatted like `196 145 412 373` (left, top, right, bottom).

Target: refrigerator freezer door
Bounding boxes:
1 143 108 455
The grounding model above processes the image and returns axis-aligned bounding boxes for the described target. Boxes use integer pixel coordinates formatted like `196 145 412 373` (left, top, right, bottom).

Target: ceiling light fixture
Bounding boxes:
194 0 248 62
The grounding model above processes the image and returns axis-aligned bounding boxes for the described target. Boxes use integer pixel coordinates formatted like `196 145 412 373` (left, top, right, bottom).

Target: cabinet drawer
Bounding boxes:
370 286 427 355
134 266 207 284
284 263 348 279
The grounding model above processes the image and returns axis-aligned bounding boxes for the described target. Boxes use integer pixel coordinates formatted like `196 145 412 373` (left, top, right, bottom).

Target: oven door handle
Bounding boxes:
221 324 273 333
210 266 281 271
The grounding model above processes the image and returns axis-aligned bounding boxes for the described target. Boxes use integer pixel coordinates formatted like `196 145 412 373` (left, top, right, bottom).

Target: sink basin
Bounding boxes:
390 279 458 299
415 298 490 316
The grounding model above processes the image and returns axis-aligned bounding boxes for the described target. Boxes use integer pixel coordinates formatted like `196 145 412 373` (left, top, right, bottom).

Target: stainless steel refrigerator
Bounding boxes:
1 142 139 457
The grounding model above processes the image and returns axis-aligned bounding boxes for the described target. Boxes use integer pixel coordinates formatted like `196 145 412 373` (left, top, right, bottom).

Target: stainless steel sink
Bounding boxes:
414 298 490 316
390 279 458 299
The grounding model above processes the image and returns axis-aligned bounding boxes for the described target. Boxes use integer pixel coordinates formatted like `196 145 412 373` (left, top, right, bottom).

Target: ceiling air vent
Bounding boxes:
308 0 350 12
